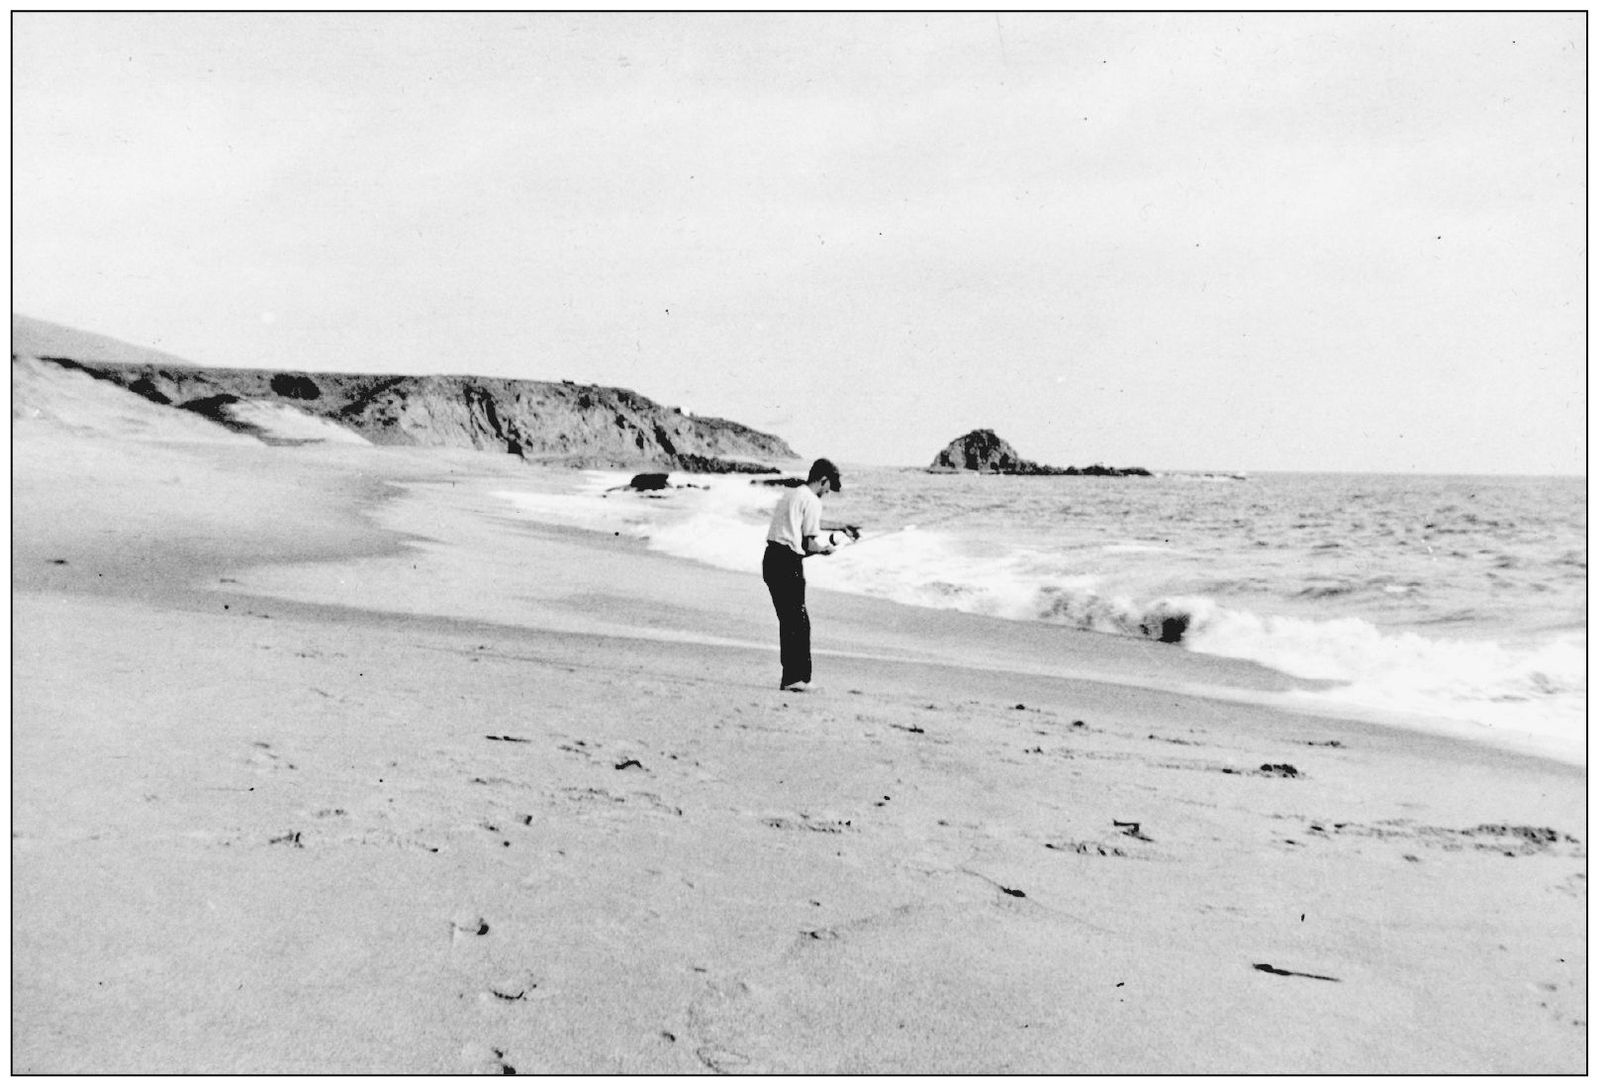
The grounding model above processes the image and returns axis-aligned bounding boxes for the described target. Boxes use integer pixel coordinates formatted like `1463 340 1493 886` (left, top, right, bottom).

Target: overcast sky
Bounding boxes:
12 12 1585 473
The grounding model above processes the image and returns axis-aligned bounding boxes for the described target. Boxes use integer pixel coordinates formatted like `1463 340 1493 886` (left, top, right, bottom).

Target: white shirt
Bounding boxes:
766 485 823 556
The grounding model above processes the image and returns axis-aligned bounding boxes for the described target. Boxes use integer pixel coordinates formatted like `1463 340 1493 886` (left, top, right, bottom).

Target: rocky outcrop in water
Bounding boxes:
12 314 793 471
928 428 1151 477
929 429 1032 472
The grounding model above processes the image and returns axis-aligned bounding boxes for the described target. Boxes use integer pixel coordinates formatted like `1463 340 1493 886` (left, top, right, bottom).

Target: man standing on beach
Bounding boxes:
763 458 847 693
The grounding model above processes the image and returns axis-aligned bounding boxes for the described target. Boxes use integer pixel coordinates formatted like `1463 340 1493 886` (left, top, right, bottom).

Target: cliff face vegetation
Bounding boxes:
929 428 1151 477
12 315 794 471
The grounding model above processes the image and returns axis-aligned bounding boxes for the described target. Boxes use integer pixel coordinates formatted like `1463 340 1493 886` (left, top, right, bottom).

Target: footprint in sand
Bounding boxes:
761 813 855 834
557 786 682 818
695 1045 759 1074
451 911 490 939
1297 817 1580 857
354 827 442 854
479 971 544 1006
686 978 769 1070
1045 839 1130 858
1552 871 1586 897
243 741 297 773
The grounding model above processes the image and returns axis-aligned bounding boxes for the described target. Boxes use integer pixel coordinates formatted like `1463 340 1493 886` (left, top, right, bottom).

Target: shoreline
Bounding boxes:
454 467 1590 767
12 428 1586 1073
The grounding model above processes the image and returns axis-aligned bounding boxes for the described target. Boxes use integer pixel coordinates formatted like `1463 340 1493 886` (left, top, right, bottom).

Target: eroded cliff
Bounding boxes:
13 315 793 471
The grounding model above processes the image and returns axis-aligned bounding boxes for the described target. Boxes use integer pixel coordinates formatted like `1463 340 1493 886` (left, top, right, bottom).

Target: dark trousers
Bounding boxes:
763 543 811 686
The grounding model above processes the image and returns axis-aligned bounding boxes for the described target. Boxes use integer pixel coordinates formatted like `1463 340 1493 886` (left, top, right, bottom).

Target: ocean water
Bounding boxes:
497 467 1585 762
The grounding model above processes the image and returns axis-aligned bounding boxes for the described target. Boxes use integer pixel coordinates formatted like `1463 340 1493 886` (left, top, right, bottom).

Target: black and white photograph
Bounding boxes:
12 11 1585 1074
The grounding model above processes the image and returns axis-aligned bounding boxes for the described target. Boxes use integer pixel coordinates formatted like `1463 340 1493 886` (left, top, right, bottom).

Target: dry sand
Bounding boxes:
10 396 1586 1074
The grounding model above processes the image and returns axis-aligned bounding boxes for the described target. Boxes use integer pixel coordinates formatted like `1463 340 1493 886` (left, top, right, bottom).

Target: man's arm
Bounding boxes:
797 491 834 554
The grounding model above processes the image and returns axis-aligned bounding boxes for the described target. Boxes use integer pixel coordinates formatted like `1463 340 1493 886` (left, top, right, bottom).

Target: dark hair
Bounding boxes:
808 458 842 491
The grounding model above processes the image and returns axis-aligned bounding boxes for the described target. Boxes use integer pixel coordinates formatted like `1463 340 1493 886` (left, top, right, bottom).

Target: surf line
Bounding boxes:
836 519 941 549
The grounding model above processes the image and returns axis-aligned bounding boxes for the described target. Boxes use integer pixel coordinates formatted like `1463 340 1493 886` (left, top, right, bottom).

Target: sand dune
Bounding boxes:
10 364 1586 1073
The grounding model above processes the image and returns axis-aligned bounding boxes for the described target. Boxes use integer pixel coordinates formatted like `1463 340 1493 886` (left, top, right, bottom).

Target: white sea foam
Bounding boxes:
1182 604 1585 761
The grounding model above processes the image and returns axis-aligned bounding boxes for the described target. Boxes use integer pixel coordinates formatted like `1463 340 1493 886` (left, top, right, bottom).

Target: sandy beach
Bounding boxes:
11 398 1586 1074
